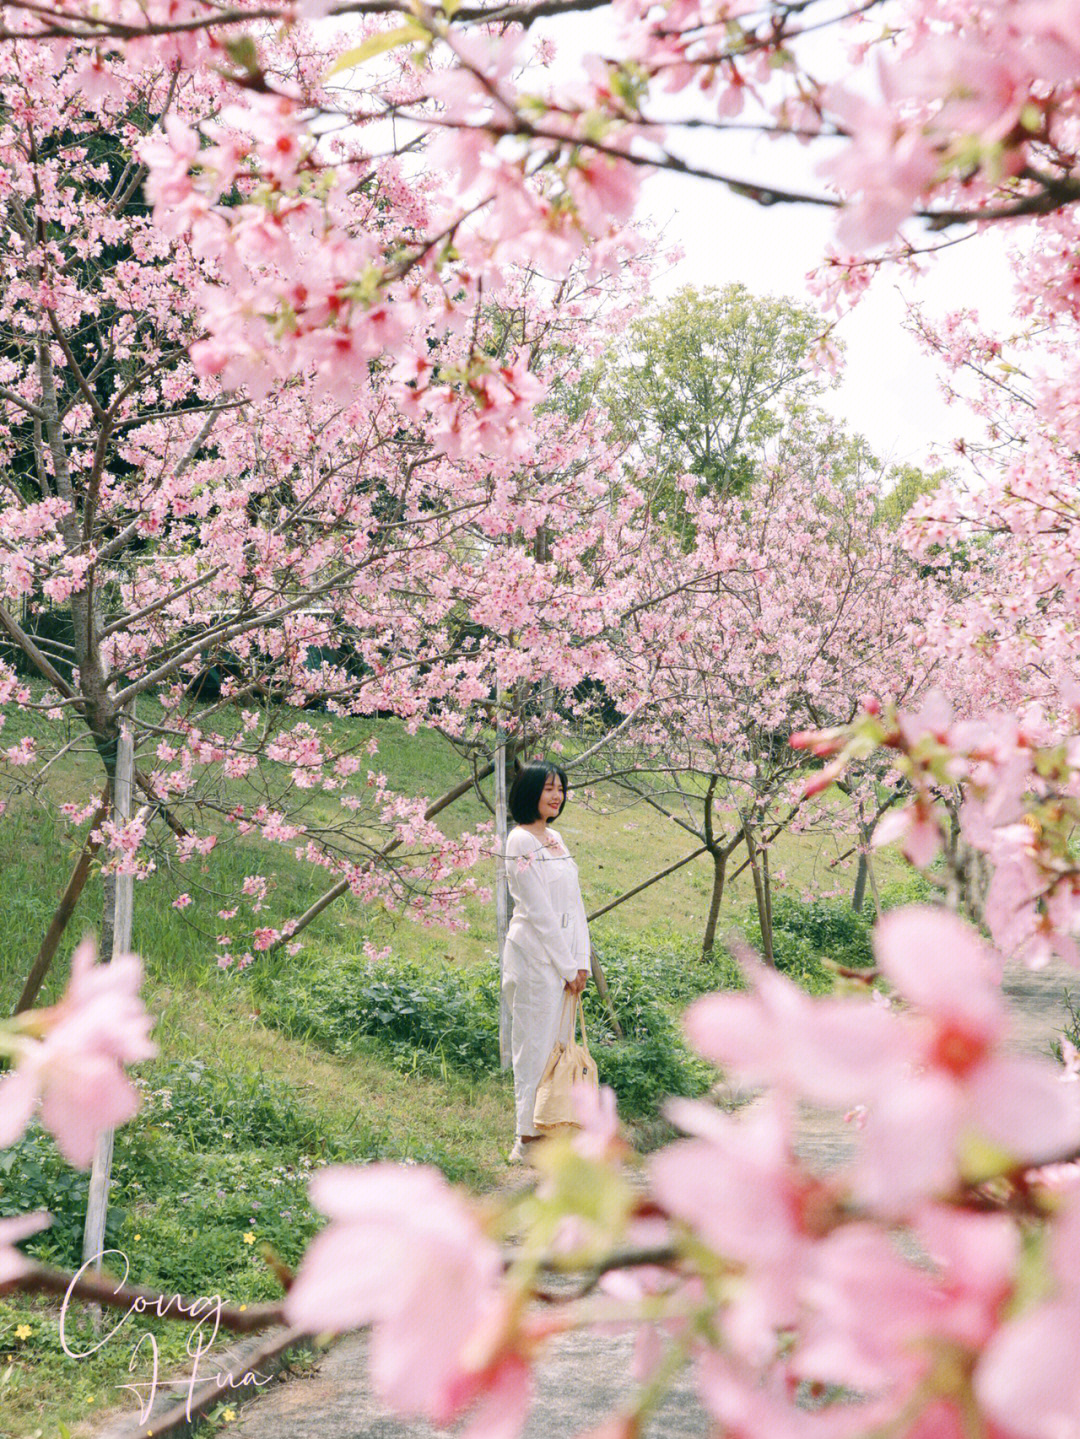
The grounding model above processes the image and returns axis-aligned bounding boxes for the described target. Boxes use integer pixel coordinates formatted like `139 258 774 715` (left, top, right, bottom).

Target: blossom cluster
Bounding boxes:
793 685 1080 971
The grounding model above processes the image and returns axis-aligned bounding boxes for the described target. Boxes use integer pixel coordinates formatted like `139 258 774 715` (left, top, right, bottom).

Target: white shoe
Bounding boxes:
507 1138 533 1165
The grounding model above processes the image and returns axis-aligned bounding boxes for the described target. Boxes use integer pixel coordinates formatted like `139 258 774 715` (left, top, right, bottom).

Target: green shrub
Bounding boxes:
769 931 833 994
0 1125 126 1268
253 942 720 1122
877 872 937 910
114 1145 321 1297
575 940 727 1115
735 892 888 987
592 1030 713 1118
130 1061 328 1156
769 895 874 968
1052 987 1080 1070
253 955 502 1078
590 930 744 1011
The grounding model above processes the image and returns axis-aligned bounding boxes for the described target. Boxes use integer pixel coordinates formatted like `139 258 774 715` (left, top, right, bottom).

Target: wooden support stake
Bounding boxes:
589 941 624 1040
495 697 512 1070
82 716 134 1302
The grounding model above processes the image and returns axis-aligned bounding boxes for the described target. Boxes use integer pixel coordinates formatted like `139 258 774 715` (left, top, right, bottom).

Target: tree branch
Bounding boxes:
586 844 708 923
0 384 46 421
271 728 539 951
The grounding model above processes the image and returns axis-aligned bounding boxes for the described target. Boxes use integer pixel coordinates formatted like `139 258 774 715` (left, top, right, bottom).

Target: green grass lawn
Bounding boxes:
0 707 905 1438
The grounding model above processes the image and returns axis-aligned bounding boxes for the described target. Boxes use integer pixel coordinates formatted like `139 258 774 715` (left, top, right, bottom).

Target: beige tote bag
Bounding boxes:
534 994 599 1134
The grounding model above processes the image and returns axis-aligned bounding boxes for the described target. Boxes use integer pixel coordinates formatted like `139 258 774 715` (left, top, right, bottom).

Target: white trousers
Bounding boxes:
502 939 568 1137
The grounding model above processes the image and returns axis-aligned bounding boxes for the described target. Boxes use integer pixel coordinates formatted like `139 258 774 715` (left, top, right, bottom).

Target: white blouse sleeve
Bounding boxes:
505 831 580 981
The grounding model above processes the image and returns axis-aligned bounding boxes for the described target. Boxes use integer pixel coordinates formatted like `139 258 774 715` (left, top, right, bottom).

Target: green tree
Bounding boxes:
875 462 948 528
599 283 832 514
773 403 881 491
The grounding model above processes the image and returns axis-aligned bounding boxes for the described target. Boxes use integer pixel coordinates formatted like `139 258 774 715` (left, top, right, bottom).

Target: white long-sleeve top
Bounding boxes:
504 825 590 983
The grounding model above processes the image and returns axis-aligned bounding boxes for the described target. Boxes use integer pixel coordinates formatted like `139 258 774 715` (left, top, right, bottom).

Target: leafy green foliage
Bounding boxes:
253 954 502 1077
1053 988 1080 1069
875 462 949 529
0 1125 126 1269
768 932 833 995
127 1060 328 1155
251 937 729 1121
599 282 827 516
877 872 938 910
111 1141 320 1298
590 1031 714 1119
768 894 874 968
581 936 722 1117
589 930 745 1010
736 893 882 993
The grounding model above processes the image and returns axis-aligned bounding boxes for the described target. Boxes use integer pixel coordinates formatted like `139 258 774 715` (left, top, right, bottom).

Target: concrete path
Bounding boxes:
223 1326 706 1439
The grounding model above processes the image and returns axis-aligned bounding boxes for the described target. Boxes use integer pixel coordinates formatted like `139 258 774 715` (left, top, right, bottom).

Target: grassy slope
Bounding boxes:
0 710 902 1438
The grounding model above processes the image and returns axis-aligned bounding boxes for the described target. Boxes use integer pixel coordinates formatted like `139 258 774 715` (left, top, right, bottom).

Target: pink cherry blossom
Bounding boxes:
683 962 907 1109
284 1164 531 1433
974 1186 1080 1436
571 1083 623 1162
652 1097 840 1362
0 1212 52 1286
799 1208 1016 1396
0 938 157 1168
852 909 1080 1211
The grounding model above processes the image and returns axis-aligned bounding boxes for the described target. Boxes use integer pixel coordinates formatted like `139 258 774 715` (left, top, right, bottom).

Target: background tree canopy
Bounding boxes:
599 282 830 511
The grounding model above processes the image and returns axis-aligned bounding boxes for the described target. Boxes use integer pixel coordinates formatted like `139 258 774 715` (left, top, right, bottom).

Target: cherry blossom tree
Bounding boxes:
0 31 680 983
0 40 510 975
575 460 933 960
800 225 1080 953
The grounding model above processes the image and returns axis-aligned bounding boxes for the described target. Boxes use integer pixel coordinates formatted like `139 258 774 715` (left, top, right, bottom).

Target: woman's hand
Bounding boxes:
565 968 589 995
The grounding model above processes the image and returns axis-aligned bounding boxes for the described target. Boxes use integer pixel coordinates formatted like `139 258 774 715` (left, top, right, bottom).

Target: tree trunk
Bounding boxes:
852 851 868 913
761 840 773 946
866 850 883 919
700 847 728 962
14 790 109 1014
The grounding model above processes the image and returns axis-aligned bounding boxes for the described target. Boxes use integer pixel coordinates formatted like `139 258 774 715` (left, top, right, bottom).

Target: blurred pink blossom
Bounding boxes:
285 1164 532 1434
0 1212 51 1285
0 937 156 1168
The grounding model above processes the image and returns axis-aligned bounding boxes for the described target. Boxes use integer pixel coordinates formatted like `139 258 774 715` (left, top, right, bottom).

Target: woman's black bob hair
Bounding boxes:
508 761 568 825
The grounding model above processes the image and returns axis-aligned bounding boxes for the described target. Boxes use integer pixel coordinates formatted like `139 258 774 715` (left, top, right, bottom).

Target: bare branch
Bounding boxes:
6 1260 285 1330
586 844 708 923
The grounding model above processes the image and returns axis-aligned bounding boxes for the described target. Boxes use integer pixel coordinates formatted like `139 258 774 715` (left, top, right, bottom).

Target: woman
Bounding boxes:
502 760 591 1164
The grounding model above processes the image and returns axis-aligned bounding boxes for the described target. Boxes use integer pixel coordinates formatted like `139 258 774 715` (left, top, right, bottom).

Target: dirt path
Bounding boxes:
94 960 1077 1439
